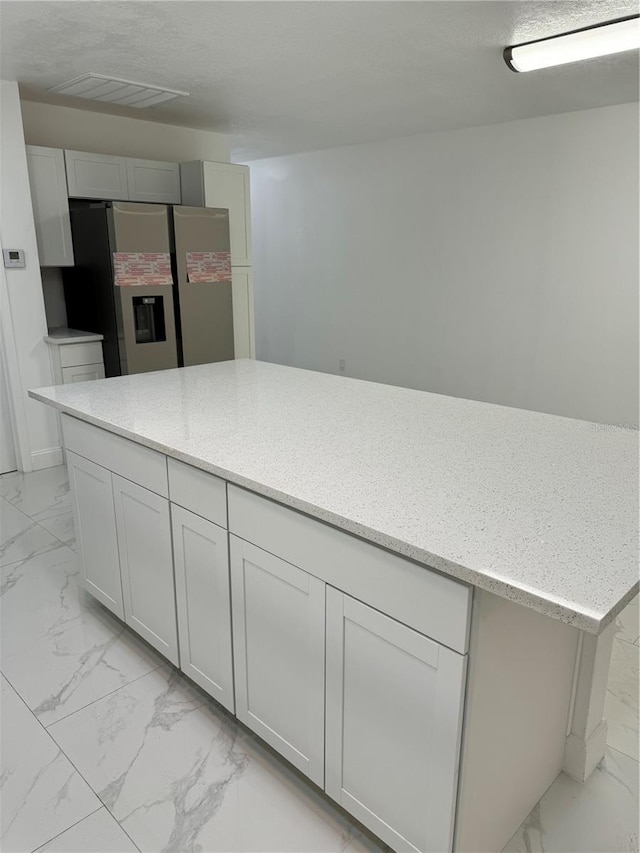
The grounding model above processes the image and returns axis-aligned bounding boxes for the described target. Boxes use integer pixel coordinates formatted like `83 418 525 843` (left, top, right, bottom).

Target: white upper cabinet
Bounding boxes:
126 158 181 204
65 150 181 203
26 145 74 266
325 588 467 853
65 150 129 200
180 161 252 266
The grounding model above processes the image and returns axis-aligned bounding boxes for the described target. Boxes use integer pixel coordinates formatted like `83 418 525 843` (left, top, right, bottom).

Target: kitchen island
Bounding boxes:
30 360 638 853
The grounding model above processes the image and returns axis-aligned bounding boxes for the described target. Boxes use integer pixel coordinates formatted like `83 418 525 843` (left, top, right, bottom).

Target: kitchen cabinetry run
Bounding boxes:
26 145 74 267
60 409 472 853
325 588 466 853
65 149 181 203
230 537 326 786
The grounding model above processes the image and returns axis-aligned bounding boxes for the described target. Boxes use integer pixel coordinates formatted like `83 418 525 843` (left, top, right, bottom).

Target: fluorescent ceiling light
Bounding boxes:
504 15 640 72
48 73 189 108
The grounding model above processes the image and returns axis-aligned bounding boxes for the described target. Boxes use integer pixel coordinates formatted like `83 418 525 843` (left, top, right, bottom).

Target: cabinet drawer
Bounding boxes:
168 457 227 528
61 414 168 498
61 364 105 384
228 486 471 653
59 342 103 368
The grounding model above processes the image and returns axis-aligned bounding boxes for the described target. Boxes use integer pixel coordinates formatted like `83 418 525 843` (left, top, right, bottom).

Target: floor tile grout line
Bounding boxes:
44 744 143 853
605 742 639 764
0 673 105 849
33 512 76 550
43 661 167 730
2 671 143 853
30 806 104 853
605 743 640 765
0 495 73 526
615 635 640 648
0 539 72 572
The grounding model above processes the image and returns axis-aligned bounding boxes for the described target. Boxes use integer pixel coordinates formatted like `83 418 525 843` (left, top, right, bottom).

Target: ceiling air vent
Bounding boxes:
48 73 189 108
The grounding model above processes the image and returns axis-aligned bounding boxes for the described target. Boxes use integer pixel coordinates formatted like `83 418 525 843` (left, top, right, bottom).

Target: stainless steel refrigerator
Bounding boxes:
64 201 234 377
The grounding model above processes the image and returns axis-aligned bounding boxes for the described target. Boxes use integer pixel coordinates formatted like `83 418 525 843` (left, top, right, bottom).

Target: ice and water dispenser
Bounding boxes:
132 295 167 344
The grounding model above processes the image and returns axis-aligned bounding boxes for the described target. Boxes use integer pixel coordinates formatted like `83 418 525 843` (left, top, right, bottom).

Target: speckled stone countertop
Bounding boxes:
30 360 638 634
44 328 104 345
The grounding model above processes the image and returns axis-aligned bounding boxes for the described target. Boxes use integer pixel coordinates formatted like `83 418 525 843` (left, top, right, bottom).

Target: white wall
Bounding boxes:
249 103 639 425
41 268 67 328
21 100 230 162
0 81 61 470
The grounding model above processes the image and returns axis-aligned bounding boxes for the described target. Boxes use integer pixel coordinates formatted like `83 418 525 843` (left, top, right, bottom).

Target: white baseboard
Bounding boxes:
563 720 608 782
31 446 64 471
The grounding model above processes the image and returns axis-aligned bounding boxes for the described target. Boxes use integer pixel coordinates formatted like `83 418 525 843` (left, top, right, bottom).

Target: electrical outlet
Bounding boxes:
339 359 346 373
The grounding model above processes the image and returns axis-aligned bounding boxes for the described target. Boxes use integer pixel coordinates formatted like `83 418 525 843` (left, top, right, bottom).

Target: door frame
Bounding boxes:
0 257 31 472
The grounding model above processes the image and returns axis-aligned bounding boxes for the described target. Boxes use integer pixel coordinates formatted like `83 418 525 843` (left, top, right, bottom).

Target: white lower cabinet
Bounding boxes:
67 451 123 619
112 474 179 666
230 536 326 787
325 587 467 853
172 505 234 712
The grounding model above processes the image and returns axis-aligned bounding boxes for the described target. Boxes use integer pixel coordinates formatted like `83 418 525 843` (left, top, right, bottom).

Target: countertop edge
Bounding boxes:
30 388 638 635
44 332 104 345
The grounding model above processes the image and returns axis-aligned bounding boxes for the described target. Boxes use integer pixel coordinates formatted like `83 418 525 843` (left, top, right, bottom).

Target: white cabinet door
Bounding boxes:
202 162 252 265
172 505 234 711
325 589 466 853
61 364 106 384
231 267 255 358
25 146 74 266
112 474 179 665
126 158 181 204
230 536 325 785
67 451 123 619
65 150 129 200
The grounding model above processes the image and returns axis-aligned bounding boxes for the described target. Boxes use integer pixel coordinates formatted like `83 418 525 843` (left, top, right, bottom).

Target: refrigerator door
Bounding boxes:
110 203 179 375
173 205 235 367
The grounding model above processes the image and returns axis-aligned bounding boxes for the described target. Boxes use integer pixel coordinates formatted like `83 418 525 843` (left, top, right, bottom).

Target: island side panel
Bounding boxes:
454 589 579 853
563 620 616 782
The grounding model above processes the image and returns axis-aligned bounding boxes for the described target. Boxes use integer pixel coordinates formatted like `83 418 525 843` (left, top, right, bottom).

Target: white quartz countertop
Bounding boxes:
30 360 638 634
44 328 104 345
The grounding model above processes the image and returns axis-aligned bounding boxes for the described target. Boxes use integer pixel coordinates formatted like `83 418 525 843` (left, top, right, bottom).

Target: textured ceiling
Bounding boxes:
0 0 638 160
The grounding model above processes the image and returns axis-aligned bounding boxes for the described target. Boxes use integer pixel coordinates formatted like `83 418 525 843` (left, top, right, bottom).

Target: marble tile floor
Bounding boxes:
0 465 638 853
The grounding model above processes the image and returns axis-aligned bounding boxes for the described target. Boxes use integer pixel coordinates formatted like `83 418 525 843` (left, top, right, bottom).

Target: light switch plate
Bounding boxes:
3 249 26 268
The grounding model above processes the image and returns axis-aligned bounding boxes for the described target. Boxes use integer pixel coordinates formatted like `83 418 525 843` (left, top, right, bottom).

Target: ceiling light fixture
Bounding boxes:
48 73 189 108
504 15 640 72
